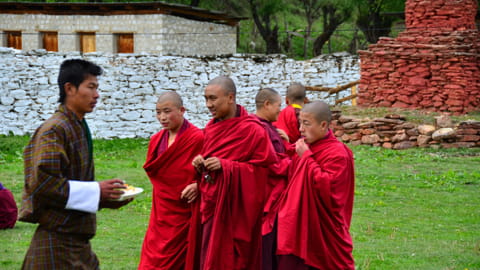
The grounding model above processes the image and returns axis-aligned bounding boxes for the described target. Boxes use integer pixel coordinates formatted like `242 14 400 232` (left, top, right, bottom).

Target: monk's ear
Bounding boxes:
227 92 235 104
179 106 186 114
263 99 270 108
285 98 290 105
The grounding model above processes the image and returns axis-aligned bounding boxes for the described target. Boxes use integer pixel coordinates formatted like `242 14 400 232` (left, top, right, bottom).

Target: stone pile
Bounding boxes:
331 113 480 149
358 0 480 114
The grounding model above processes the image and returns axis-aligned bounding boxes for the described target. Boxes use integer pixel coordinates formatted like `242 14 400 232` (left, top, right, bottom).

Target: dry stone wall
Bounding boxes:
0 48 359 138
331 113 480 149
358 0 480 114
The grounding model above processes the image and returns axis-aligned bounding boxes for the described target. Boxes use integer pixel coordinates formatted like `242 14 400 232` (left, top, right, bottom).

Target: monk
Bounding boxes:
274 82 307 144
139 91 204 270
0 181 17 229
276 101 355 270
19 59 132 270
191 76 277 270
252 88 290 270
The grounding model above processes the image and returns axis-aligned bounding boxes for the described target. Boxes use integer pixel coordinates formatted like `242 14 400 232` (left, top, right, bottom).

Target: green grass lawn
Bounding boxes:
1 135 479 269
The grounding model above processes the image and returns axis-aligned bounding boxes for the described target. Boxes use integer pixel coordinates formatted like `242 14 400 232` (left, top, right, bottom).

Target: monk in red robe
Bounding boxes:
139 91 204 270
276 100 355 270
252 88 290 270
274 83 307 144
0 182 17 229
191 76 277 270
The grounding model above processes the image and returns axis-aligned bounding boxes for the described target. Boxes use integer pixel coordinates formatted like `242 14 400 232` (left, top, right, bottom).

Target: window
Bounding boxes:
6 31 22 50
42 32 58 52
79 32 96 53
117 33 134 53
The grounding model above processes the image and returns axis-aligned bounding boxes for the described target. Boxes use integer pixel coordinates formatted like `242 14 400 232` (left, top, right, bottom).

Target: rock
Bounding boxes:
418 124 436 135
417 135 431 147
392 132 409 143
393 141 416 150
361 134 380 144
406 128 419 136
435 114 453 128
342 122 359 129
432 128 456 140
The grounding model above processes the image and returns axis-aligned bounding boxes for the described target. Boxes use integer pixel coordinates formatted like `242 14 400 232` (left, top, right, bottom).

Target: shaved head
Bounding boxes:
302 100 332 124
286 82 306 103
157 91 183 108
207 76 236 96
255 88 280 110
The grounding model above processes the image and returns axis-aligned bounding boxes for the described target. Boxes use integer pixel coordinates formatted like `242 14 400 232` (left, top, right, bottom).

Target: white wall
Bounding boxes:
0 48 359 138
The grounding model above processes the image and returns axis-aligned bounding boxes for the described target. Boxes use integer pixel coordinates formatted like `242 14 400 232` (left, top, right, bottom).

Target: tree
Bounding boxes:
298 0 322 58
311 1 351 56
354 0 404 44
248 0 285 54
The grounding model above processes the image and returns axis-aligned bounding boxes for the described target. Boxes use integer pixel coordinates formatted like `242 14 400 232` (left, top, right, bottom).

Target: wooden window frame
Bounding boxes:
116 33 134 53
5 31 22 50
41 31 58 52
78 32 96 53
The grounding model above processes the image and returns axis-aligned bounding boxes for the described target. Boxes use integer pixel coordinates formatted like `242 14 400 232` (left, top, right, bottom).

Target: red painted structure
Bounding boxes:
358 0 480 114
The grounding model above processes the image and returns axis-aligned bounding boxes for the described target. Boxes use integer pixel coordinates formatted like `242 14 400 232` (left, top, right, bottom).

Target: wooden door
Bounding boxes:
42 32 58 52
80 32 96 53
6 31 22 50
117 33 134 53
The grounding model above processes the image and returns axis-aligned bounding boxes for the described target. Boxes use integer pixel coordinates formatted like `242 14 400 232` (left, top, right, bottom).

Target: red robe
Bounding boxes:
277 130 355 269
274 105 301 143
139 120 204 270
0 186 17 229
194 105 277 270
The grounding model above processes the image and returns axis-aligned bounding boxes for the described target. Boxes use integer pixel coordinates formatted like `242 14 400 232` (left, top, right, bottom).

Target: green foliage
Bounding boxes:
1 135 480 269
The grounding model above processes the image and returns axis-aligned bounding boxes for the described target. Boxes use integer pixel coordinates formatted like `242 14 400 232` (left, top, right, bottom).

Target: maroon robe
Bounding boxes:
277 130 355 269
0 183 17 229
274 105 301 143
139 120 204 270
191 105 277 270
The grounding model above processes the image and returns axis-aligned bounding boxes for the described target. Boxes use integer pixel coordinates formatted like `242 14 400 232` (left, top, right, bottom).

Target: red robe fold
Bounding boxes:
277 130 355 269
274 105 301 143
193 105 277 270
139 121 204 270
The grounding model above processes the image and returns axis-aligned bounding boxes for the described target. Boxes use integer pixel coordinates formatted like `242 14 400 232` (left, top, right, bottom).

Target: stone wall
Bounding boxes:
0 13 236 55
0 48 359 138
358 0 480 114
332 113 480 149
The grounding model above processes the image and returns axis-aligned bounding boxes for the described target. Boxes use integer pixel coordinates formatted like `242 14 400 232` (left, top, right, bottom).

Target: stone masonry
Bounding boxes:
358 0 480 114
0 13 236 55
0 49 359 138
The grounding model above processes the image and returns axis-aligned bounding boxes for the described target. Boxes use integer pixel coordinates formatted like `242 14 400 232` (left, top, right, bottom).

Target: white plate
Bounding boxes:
114 187 143 201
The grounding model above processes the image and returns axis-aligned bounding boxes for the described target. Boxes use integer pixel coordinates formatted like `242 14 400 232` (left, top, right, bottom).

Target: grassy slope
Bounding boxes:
1 136 479 269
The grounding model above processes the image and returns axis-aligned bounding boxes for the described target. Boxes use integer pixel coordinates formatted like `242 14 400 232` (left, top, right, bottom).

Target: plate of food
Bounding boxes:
114 184 143 201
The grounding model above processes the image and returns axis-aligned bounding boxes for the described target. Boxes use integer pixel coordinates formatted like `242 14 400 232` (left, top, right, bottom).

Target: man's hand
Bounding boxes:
192 155 205 172
99 179 125 201
204 157 221 171
295 138 309 157
277 128 289 142
180 183 198 203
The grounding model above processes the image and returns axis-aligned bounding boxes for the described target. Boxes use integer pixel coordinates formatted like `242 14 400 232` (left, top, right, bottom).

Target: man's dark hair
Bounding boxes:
57 59 103 103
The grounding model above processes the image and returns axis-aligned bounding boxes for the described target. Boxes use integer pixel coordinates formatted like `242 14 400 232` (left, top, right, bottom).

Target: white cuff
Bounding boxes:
66 181 100 213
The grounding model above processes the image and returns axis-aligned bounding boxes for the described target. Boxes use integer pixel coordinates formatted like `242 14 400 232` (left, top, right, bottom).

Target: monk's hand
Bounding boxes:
99 179 126 201
295 138 309 157
192 155 205 172
204 157 222 171
277 128 289 142
180 183 198 203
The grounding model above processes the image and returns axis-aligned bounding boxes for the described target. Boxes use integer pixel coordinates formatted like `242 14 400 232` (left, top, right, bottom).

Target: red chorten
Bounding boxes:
358 0 480 114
